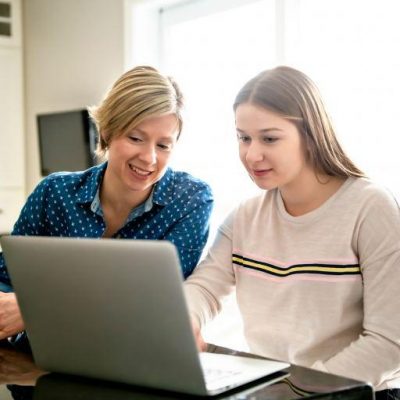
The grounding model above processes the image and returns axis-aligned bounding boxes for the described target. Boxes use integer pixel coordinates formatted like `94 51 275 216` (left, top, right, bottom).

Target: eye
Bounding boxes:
237 134 251 143
129 136 142 143
157 143 172 151
263 136 278 144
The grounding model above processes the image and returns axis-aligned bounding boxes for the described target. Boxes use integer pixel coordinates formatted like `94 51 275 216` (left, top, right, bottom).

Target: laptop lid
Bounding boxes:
1 236 289 396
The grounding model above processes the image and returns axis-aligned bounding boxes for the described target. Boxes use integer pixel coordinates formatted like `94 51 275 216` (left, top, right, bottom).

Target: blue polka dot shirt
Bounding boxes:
0 162 213 286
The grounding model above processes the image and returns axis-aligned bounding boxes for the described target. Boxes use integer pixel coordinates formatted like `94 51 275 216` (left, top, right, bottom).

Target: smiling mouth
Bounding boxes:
129 164 153 176
252 168 273 176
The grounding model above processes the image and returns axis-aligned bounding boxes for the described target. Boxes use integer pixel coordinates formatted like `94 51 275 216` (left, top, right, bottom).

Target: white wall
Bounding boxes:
23 0 125 192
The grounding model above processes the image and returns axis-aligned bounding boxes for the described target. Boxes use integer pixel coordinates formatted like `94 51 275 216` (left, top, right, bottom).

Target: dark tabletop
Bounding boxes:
0 341 373 400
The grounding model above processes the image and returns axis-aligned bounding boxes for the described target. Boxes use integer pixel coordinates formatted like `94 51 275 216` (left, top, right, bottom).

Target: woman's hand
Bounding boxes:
0 292 25 340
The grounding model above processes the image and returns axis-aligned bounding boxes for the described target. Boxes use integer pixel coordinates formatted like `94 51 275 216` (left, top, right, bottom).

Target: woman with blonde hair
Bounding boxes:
0 66 213 341
185 66 400 400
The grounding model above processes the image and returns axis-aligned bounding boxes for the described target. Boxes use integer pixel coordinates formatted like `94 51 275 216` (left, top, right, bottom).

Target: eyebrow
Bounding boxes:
236 127 284 134
130 128 176 142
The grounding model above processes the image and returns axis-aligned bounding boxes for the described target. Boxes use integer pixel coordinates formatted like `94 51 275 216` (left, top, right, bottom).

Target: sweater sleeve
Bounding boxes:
184 211 236 328
312 188 400 389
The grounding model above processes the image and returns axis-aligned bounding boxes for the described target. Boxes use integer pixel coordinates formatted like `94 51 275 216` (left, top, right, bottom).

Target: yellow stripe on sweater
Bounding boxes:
232 256 360 276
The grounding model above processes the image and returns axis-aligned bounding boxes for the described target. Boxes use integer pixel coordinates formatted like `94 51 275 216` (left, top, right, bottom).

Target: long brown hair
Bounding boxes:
233 66 364 178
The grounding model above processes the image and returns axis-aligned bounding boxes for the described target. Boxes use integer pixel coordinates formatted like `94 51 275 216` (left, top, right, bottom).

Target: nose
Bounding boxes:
139 144 157 165
245 142 264 164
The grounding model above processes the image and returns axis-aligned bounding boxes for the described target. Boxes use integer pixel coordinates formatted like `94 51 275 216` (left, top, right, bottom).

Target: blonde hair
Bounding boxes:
233 66 364 178
89 66 183 159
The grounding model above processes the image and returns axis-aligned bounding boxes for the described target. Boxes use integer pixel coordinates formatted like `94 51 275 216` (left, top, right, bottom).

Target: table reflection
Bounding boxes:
0 345 47 386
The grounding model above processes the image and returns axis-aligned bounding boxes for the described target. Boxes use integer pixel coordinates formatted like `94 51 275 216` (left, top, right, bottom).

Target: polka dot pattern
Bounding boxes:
0 163 213 286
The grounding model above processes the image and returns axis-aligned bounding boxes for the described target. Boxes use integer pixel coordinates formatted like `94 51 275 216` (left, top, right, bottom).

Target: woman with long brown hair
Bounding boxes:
185 66 400 400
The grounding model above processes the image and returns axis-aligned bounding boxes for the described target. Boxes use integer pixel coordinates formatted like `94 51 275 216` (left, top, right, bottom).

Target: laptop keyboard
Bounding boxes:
203 367 242 385
200 352 289 392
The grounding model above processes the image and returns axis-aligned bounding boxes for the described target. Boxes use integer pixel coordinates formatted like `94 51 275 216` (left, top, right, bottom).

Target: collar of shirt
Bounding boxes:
75 162 175 221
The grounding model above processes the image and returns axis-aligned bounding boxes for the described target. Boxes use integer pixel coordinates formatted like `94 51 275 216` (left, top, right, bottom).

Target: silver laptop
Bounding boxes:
1 236 289 396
